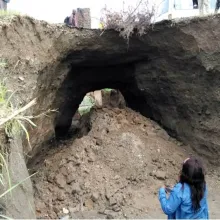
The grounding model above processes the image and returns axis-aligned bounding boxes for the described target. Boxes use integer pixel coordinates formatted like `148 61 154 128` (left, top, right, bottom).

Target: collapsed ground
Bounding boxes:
29 91 220 219
1 15 220 219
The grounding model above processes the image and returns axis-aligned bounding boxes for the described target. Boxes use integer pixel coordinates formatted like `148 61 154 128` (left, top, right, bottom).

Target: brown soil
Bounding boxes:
2 16 220 219
29 104 220 219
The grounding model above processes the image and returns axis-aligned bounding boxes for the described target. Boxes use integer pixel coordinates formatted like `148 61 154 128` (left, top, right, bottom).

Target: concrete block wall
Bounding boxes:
76 8 91 28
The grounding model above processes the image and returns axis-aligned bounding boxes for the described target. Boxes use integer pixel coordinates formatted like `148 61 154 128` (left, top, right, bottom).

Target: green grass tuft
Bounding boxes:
0 81 37 148
0 10 20 17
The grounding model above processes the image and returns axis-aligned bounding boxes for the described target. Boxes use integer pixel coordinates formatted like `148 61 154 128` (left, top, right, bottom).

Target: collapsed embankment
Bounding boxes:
1 15 220 218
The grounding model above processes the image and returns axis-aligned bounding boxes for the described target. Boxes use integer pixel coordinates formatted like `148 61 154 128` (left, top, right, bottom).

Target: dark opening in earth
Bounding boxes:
54 64 154 139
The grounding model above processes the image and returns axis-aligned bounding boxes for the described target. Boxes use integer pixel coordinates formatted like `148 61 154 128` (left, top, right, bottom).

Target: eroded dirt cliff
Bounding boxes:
1 14 220 218
1 15 220 162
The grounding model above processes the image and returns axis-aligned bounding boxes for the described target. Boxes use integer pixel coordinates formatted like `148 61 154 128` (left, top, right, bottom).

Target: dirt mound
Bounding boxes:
29 106 220 219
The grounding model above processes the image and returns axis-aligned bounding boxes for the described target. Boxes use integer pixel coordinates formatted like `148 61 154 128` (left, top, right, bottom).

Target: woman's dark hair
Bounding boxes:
179 157 206 211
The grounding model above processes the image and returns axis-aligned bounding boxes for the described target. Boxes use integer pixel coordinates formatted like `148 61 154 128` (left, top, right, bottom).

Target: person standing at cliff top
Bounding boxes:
0 0 10 11
215 0 220 13
99 17 104 29
193 0 198 8
69 9 77 27
198 0 209 15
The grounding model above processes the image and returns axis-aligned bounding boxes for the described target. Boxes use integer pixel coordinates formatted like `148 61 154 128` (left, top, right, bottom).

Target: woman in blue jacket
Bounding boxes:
159 157 209 219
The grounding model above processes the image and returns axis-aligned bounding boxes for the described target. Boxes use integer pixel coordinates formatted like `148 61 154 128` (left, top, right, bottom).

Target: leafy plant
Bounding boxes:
78 95 95 116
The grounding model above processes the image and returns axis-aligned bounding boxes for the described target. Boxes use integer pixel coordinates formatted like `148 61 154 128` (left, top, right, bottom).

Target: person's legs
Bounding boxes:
0 0 7 10
215 0 220 13
198 0 204 15
1 0 6 10
203 0 209 14
193 0 198 8
0 0 4 10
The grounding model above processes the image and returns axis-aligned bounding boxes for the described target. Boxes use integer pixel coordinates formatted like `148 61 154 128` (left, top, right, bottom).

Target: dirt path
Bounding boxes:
29 107 220 219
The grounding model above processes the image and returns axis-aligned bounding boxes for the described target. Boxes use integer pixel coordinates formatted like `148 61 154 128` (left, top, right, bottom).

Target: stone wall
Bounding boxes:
76 8 91 28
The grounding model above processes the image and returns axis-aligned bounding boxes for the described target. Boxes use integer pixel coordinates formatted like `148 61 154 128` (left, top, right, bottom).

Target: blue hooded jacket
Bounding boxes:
159 183 209 219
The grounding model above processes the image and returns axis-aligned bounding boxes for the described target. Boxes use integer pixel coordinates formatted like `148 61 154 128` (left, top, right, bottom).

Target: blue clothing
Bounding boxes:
159 183 209 219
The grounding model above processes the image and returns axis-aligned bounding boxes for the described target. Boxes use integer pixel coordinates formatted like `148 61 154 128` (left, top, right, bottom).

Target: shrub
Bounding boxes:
101 0 155 40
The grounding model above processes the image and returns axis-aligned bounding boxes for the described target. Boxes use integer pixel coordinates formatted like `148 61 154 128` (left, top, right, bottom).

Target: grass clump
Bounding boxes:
0 80 37 148
0 60 53 217
0 10 20 17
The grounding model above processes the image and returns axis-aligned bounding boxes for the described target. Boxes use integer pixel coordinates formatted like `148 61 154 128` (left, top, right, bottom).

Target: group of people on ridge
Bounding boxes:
192 0 220 14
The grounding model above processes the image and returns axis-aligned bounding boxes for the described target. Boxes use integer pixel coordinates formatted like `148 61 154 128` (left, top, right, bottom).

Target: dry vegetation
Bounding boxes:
0 59 53 218
101 0 155 40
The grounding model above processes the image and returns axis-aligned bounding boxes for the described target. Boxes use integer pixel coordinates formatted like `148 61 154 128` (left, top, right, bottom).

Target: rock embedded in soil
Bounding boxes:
112 204 121 212
55 173 66 188
72 182 81 195
35 201 46 212
84 199 94 210
53 206 60 215
69 205 80 214
57 191 65 201
104 210 119 219
95 138 103 146
66 173 76 184
47 172 55 183
91 192 99 202
88 152 96 162
154 171 167 180
18 76 24 81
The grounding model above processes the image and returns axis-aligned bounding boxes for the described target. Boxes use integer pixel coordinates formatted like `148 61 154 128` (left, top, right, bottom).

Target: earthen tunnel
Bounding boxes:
54 63 152 138
2 15 220 219
1 16 220 163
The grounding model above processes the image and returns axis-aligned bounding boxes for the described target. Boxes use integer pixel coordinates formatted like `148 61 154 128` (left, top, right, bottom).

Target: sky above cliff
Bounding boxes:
8 0 160 28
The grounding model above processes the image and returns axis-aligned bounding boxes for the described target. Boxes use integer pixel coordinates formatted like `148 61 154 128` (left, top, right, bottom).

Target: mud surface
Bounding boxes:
30 106 220 219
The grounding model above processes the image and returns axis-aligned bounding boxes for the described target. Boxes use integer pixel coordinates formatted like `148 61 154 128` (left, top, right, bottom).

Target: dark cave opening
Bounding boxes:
54 63 154 139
